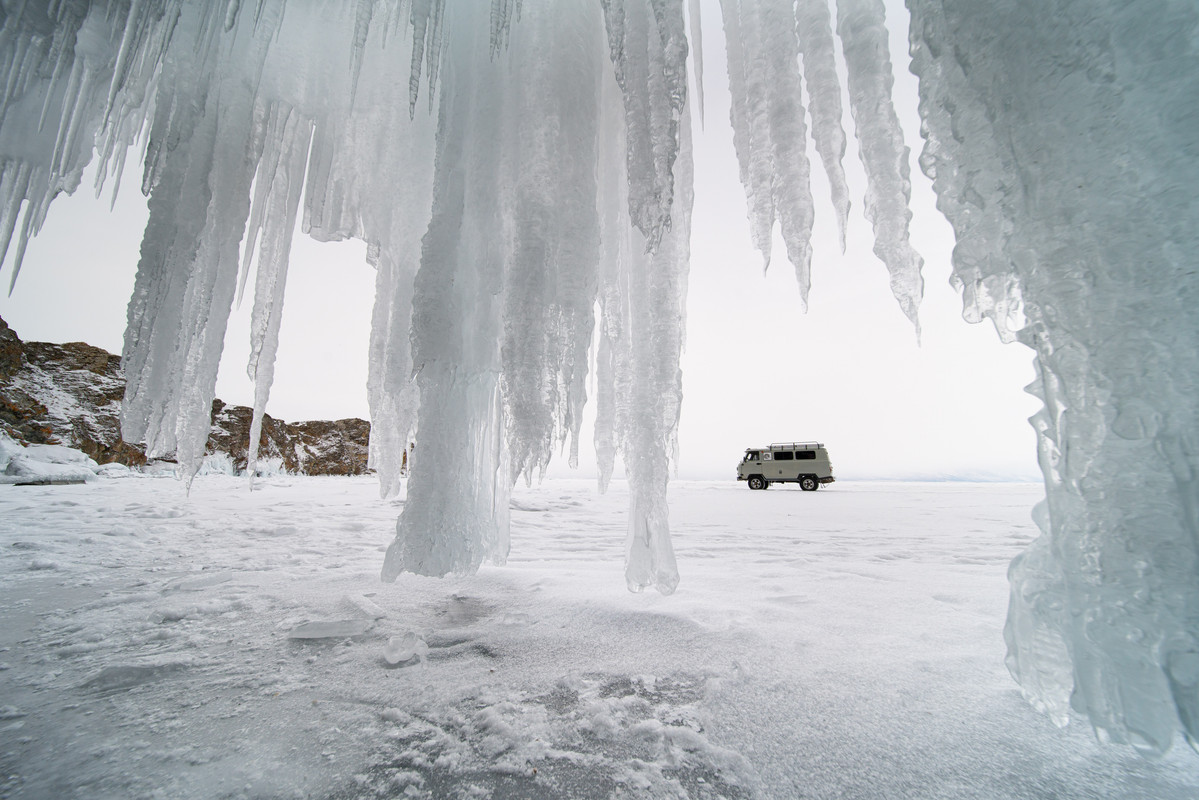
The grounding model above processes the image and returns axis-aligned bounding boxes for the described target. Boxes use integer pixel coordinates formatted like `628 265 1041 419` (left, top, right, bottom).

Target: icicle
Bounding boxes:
367 249 422 500
836 0 923 333
0 161 31 281
599 0 688 251
594 43 691 595
500 0 603 485
489 0 520 57
244 105 311 481
686 0 703 125
796 0 849 251
719 0 815 304
236 103 275 306
383 0 512 582
120 1 281 481
593 60 625 495
348 0 374 103
406 0 445 117
101 0 147 129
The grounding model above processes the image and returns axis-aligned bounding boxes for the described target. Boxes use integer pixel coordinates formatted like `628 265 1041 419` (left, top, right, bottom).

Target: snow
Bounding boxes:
2 473 1198 798
0 435 99 484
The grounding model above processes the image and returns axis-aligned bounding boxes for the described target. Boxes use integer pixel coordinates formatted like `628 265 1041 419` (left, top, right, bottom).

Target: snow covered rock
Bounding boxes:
2 449 98 484
0 317 370 476
207 399 371 476
0 321 144 466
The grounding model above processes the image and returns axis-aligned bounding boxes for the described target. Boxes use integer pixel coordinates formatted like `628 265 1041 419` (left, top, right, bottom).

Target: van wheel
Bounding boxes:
748 476 766 490
800 476 818 492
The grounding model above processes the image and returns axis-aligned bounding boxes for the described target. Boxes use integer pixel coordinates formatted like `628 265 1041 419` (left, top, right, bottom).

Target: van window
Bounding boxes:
762 452 773 460
773 451 794 461
746 451 760 461
797 450 816 460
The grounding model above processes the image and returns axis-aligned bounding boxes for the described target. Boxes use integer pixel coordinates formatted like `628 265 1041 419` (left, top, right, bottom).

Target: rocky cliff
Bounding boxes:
0 317 371 476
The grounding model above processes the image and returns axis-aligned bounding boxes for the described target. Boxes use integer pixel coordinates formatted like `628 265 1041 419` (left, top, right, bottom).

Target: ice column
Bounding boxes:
910 0 1199 755
382 1 519 580
595 2 693 594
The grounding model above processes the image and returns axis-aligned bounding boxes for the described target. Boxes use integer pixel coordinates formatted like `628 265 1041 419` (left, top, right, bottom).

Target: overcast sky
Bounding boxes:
0 0 1040 482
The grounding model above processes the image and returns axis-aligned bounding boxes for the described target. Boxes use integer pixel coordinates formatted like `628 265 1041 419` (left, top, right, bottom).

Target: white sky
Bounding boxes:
0 0 1040 482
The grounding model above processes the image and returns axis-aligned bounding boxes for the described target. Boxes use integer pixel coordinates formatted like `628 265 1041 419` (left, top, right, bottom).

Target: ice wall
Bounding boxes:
910 0 1199 754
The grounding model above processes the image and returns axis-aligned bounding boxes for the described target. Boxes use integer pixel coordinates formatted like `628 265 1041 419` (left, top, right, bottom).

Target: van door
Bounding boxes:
771 450 795 480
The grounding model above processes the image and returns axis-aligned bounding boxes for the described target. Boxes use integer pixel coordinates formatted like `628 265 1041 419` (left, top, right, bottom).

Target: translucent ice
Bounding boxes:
910 0 1199 755
383 631 428 665
288 620 372 640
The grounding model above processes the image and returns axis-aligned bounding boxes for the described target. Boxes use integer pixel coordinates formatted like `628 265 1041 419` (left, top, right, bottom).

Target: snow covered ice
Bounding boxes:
0 0 1198 762
1 473 1198 798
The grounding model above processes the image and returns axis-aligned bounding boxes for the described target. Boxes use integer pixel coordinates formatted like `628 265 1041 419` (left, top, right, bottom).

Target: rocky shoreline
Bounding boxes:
0 317 370 476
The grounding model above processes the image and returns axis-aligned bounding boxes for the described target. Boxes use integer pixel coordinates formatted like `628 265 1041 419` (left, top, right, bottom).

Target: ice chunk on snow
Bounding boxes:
2 454 97 484
383 632 428 665
288 620 372 639
345 593 388 619
21 444 98 466
167 571 234 592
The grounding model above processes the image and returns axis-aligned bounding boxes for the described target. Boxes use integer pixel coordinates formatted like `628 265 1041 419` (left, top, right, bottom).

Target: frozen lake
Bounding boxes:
1 476 1196 799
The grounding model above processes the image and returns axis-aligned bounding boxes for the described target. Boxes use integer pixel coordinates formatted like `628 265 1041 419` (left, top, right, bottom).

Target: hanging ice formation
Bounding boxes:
910 0 1199 756
1 0 1195 755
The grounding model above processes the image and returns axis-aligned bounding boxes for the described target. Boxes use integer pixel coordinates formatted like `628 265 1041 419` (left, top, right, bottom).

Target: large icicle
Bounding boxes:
382 0 515 580
719 0 815 304
242 104 311 480
501 0 603 482
295 12 438 500
686 0 704 124
836 0 923 331
121 2 282 480
910 0 1199 755
595 13 692 594
599 0 688 251
796 0 850 250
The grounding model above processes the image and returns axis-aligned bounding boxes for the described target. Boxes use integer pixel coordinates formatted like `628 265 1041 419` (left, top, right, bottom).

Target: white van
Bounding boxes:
737 442 835 491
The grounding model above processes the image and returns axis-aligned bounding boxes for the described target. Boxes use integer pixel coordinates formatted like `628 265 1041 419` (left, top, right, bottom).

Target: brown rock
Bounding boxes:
0 316 22 379
290 418 372 476
0 315 371 476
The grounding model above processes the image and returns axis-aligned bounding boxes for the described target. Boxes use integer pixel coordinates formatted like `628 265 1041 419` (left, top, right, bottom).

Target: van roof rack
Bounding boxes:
768 442 823 450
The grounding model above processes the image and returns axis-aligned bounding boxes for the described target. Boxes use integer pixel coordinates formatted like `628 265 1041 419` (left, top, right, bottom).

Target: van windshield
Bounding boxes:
744 451 760 462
